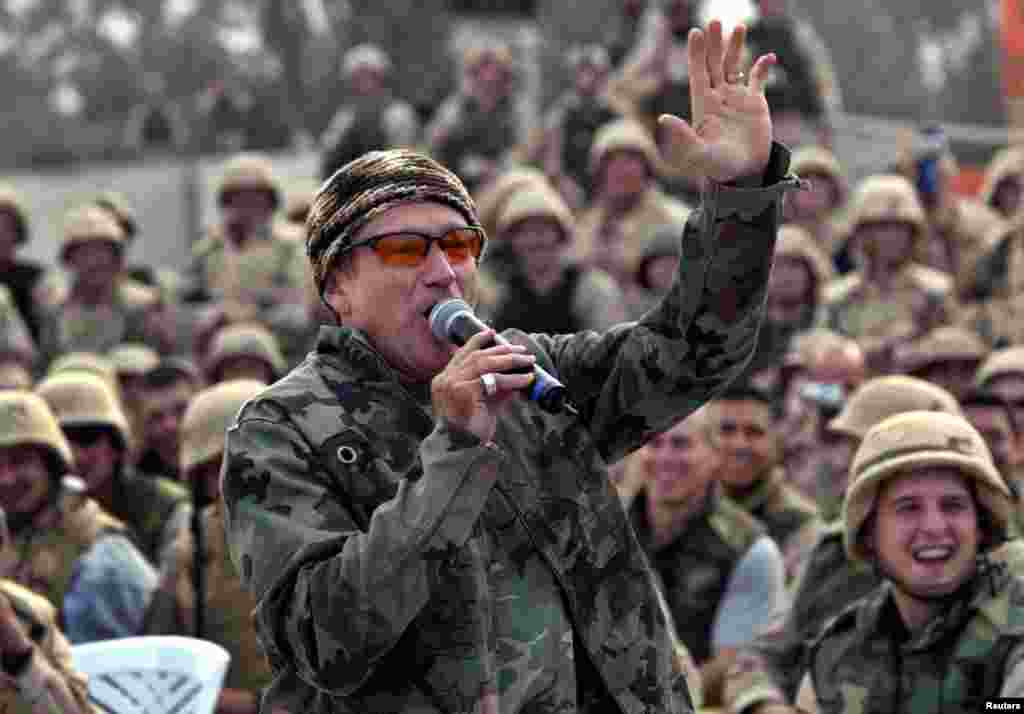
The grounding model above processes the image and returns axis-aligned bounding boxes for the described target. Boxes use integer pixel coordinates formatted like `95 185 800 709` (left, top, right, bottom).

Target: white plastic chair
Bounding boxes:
69 636 230 714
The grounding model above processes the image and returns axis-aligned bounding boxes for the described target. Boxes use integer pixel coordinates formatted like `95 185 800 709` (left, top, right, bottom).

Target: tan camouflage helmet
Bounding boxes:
844 411 1012 564
590 118 662 179
828 375 962 440
462 40 515 76
107 343 160 377
0 362 32 391
60 204 126 264
46 352 119 397
0 185 29 244
894 326 989 376
342 43 392 77
0 391 73 476
976 346 1024 389
475 166 550 239
790 145 847 205
775 224 834 302
843 173 927 249
36 371 132 454
93 191 138 241
180 378 266 473
496 184 574 243
216 153 281 210
205 322 286 381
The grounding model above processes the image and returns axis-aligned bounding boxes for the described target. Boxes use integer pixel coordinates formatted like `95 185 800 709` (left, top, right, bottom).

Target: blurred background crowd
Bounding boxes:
0 0 1022 712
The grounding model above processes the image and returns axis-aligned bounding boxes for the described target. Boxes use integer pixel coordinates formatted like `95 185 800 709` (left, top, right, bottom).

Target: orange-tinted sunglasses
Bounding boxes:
345 226 485 267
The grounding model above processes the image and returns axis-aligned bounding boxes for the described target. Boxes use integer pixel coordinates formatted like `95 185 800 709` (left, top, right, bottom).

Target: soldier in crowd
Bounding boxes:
0 187 43 343
783 145 848 268
486 185 627 334
980 144 1024 223
0 391 155 643
0 286 36 389
744 0 843 148
723 376 962 714
203 322 286 386
795 412 1024 712
426 41 527 192
623 222 684 319
534 44 628 203
184 154 307 323
961 389 1021 508
320 44 421 181
750 224 833 378
705 383 819 582
107 343 160 454
0 575 96 713
134 360 203 482
898 126 1007 301
976 346 1024 436
892 325 989 400
35 372 189 569
35 206 165 366
603 0 651 68
576 118 691 287
822 174 956 376
145 379 275 714
123 72 187 156
626 407 786 704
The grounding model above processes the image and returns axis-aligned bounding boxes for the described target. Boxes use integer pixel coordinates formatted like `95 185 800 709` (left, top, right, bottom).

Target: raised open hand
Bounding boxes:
658 19 776 183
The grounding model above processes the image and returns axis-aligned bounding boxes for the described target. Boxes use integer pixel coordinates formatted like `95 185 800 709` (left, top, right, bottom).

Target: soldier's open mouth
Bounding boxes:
913 545 954 562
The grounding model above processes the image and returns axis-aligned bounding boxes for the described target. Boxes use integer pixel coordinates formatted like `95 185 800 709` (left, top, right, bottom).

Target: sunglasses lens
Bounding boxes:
440 228 483 263
63 425 106 447
373 235 430 266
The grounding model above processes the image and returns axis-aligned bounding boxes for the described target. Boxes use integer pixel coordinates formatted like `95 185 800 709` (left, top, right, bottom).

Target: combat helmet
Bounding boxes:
843 174 927 254
108 343 160 379
590 118 662 179
0 391 74 477
216 153 281 210
343 43 393 78
844 411 1012 563
60 204 126 264
496 185 574 244
205 323 286 382
93 191 138 242
976 346 1024 389
0 185 29 245
894 326 989 376
36 371 132 454
180 379 266 473
828 375 962 440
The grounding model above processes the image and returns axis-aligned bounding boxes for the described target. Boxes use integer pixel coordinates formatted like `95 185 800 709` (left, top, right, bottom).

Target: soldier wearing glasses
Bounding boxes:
221 20 798 714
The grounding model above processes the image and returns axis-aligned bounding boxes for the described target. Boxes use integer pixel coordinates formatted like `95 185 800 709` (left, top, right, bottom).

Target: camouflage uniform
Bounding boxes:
486 185 627 333
628 484 765 664
35 371 189 569
723 376 964 714
822 175 957 374
0 579 94 714
221 145 798 713
576 119 692 284
797 412 1024 713
0 286 35 374
36 207 161 366
145 380 272 699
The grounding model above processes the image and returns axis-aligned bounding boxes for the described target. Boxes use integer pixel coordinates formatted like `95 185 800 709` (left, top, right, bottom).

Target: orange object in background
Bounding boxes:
952 167 985 197
1003 0 1024 127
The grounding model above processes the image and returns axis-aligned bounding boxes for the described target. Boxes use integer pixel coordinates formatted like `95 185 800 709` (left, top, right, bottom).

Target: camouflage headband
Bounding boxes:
306 149 481 295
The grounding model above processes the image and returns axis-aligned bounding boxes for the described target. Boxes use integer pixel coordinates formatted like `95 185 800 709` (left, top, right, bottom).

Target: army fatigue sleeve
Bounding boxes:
222 408 506 696
532 143 798 464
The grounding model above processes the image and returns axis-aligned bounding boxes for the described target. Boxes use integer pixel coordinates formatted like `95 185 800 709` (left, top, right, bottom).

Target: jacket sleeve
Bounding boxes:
533 143 799 463
221 406 506 696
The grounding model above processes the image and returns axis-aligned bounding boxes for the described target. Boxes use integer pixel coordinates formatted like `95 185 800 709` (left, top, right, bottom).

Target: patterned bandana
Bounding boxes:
306 149 481 295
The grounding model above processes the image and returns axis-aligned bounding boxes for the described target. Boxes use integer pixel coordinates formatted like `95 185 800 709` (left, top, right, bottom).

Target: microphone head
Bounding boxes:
429 298 473 342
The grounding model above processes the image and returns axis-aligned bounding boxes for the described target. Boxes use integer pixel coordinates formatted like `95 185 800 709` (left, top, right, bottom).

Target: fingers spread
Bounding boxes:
705 19 725 89
687 27 710 98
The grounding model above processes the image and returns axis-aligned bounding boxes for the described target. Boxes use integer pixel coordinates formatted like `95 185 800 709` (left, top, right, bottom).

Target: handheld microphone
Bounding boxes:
429 299 572 415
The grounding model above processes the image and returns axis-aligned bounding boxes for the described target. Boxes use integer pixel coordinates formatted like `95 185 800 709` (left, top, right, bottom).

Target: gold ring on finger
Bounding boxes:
726 71 746 84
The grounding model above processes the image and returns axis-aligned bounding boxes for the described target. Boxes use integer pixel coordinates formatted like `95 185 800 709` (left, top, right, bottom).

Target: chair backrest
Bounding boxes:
70 636 230 714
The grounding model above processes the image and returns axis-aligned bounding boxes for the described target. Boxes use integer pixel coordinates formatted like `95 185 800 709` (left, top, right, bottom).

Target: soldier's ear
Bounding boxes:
323 272 352 320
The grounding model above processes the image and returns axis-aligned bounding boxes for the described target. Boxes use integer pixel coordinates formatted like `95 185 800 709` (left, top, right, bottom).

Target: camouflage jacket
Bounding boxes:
628 486 764 664
0 580 94 714
724 520 878 713
221 144 797 714
801 559 1024 713
724 466 819 581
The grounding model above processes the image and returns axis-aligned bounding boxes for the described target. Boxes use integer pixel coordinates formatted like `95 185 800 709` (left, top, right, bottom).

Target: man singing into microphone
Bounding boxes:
222 20 796 714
